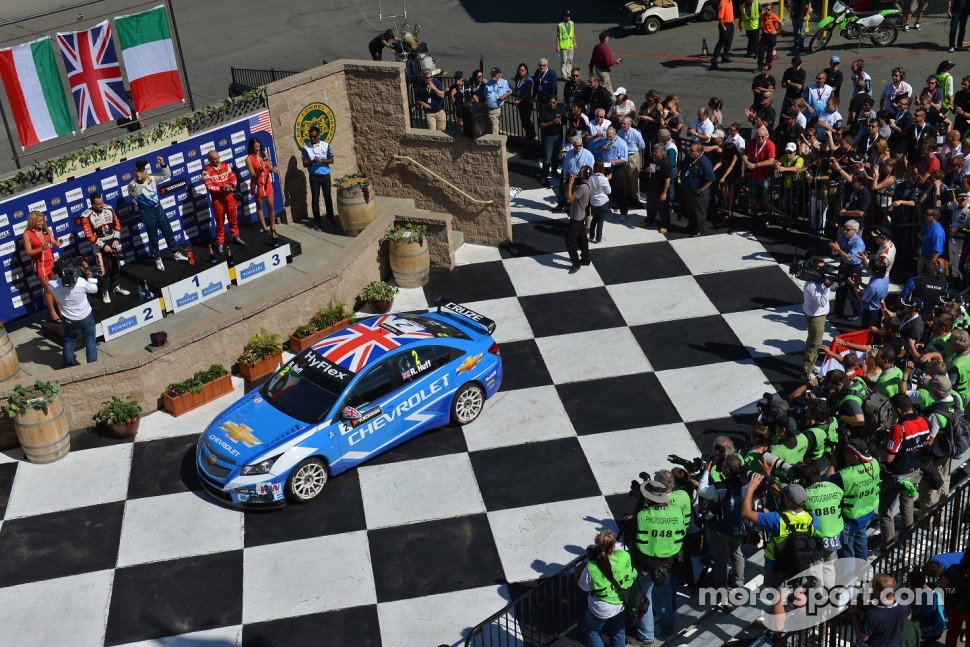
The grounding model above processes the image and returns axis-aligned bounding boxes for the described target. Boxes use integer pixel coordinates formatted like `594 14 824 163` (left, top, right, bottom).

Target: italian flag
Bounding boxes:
115 5 184 114
0 37 74 148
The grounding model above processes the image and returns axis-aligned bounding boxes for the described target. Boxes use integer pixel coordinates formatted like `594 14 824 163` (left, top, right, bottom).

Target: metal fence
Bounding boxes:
229 67 298 95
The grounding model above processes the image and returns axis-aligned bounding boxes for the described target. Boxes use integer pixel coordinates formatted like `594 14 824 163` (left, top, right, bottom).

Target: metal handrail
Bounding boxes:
391 154 494 205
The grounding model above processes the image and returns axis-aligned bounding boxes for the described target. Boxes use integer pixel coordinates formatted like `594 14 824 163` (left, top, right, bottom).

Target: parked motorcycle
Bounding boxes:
807 0 900 52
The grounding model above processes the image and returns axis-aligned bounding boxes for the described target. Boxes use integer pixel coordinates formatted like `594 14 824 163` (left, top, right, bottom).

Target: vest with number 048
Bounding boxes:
635 504 686 559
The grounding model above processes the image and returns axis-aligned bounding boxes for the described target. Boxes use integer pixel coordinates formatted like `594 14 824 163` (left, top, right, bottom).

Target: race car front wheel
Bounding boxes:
451 383 485 425
286 457 328 503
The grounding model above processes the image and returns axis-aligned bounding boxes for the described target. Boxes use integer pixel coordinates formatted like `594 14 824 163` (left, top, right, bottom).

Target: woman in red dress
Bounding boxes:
22 211 62 322
245 138 279 242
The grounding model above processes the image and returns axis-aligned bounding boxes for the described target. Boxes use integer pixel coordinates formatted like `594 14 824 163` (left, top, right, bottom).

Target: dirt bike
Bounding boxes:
807 0 900 52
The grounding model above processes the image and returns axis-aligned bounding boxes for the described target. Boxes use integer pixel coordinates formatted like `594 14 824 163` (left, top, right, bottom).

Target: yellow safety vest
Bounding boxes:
557 21 575 49
741 1 761 31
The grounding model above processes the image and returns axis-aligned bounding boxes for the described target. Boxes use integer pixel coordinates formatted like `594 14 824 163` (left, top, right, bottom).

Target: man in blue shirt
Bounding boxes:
917 208 946 277
680 142 716 237
484 67 512 136
850 257 890 329
532 58 558 104
554 135 595 212
618 118 645 217
415 72 446 131
830 219 866 320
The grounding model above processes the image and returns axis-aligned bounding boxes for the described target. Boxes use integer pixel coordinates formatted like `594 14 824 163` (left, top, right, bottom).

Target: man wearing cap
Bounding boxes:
918 208 947 277
781 56 806 108
774 109 805 152
838 171 872 221
776 141 804 216
710 0 735 71
830 219 865 320
589 31 621 94
127 156 188 271
826 56 845 98
920 375 964 508
826 437 880 559
947 191 970 284
556 11 577 79
862 226 896 276
484 67 512 135
642 143 672 232
631 480 684 646
742 474 817 635
879 394 930 544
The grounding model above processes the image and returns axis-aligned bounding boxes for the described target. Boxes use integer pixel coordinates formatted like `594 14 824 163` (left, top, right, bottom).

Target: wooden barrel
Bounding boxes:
389 239 430 288
0 327 20 383
336 185 377 237
14 398 70 464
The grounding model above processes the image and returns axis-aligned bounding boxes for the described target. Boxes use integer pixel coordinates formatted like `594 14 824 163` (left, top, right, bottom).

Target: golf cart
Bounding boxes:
624 0 717 34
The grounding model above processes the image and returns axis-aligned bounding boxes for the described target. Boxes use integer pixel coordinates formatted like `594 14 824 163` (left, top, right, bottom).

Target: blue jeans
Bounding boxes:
838 523 869 559
585 607 625 647
634 567 674 641
792 18 806 50
63 311 97 368
541 135 560 178
590 202 610 241
140 204 177 259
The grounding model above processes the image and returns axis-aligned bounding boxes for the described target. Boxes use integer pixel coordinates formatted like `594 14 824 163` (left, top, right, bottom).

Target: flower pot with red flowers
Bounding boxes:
93 396 143 438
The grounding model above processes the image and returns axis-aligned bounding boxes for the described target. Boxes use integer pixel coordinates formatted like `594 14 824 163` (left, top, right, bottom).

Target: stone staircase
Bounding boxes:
374 195 464 269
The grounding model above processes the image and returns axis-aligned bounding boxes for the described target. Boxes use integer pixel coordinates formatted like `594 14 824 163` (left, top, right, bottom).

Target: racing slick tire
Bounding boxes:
451 382 485 425
285 457 329 503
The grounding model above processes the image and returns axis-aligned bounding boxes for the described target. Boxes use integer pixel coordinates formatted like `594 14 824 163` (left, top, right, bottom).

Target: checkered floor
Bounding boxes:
0 187 837 647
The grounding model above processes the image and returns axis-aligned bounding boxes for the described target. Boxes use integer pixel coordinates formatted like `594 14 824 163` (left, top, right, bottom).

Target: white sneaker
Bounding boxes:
102 292 111 304
914 22 921 29
155 257 165 271
173 251 188 262
113 285 130 296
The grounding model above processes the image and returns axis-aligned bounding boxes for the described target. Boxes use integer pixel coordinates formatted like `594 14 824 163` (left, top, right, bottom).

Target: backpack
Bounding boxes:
925 395 970 458
710 485 753 538
772 512 823 579
841 377 894 436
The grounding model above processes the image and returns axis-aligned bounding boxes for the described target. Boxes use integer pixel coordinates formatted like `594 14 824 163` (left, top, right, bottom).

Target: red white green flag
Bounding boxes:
0 36 75 148
114 5 184 113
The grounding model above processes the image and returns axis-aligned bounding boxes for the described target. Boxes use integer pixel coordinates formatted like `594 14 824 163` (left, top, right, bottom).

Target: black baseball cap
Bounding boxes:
870 226 892 239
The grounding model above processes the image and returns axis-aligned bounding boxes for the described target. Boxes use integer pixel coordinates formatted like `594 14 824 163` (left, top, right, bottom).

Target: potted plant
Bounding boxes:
5 380 69 463
93 395 143 438
386 222 430 288
238 328 284 381
289 301 352 352
360 280 398 314
162 364 232 417
335 172 376 236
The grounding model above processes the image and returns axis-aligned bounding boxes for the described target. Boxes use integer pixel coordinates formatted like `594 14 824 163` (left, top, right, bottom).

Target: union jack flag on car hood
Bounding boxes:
310 315 434 373
57 20 130 129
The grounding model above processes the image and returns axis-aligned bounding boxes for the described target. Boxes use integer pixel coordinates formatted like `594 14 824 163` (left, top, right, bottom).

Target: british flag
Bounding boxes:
57 21 130 130
311 315 433 373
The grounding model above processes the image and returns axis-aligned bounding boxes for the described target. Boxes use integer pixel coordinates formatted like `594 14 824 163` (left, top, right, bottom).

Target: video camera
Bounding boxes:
789 256 838 284
57 256 98 288
667 445 723 476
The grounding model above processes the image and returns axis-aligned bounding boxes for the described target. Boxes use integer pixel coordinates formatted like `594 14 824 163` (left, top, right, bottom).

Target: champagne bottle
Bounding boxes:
142 280 152 300
208 243 217 265
136 282 146 300
226 243 235 268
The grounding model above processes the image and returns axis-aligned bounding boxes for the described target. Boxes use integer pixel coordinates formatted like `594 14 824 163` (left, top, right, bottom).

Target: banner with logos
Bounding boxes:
0 110 281 323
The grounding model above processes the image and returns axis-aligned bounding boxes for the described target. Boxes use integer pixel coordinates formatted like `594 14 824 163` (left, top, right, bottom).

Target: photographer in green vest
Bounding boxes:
802 399 838 471
576 530 637 647
919 375 964 509
945 329 970 402
802 465 844 591
631 480 685 646
826 438 880 559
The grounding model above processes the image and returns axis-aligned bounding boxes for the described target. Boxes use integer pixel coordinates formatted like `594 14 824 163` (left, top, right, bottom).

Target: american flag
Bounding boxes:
249 112 272 134
311 315 433 373
57 21 130 129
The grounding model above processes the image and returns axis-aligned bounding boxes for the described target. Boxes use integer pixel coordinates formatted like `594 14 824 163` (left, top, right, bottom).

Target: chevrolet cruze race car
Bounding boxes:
196 301 502 508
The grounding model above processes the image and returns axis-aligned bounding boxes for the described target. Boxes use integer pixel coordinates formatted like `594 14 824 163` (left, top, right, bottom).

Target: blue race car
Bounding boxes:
196 300 502 508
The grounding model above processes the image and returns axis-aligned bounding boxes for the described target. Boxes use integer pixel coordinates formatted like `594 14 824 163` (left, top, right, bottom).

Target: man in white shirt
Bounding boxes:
48 259 99 368
947 192 970 283
687 107 714 143
817 95 843 141
860 226 897 276
802 256 833 378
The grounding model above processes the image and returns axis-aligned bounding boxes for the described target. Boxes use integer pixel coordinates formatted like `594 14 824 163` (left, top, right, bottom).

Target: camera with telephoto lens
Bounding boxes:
57 256 98 288
790 256 838 284
738 451 806 494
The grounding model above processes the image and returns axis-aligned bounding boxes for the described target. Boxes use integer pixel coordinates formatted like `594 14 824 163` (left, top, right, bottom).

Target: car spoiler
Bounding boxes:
434 298 497 335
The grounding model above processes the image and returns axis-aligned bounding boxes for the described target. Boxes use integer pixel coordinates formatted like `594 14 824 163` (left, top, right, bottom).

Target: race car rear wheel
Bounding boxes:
451 383 485 425
286 457 328 503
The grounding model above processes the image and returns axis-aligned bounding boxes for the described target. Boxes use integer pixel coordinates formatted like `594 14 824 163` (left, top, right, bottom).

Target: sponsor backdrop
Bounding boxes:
0 110 281 323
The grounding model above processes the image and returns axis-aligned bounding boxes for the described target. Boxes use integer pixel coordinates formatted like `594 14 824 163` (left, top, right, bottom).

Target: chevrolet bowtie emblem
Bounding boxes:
457 353 483 374
221 421 261 447
208 454 217 465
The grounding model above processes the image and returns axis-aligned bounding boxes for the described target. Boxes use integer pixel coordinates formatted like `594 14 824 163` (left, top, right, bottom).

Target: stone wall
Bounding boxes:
267 60 512 245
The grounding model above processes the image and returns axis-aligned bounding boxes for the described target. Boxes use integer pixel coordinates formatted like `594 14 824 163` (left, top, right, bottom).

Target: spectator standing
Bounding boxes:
600 127 628 215
879 394 929 544
947 192 970 284
538 96 567 186
948 0 970 52
368 29 398 61
918 208 947 277
739 0 761 58
680 142 716 237
788 0 809 54
300 126 336 231
781 55 806 108
742 126 776 224
852 574 912 647
511 63 536 140
585 75 614 118
687 107 714 143
127 157 187 270
906 570 946 643
203 150 244 257
752 63 777 102
617 117 645 215
804 70 833 122
642 144 672 232
79 192 128 303
556 10 577 79
563 67 587 110
851 59 873 96
710 0 735 70
416 71 446 131
532 58 558 105
556 135 594 211
756 3 783 69
22 211 62 322
48 259 98 368
608 88 636 128
938 60 956 113
828 438 880 559
588 161 611 243
589 32 621 94
565 165 593 273
940 558 970 647
775 141 804 216
881 68 913 111
576 530 636 647
826 56 845 98
830 219 865 320
484 67 513 135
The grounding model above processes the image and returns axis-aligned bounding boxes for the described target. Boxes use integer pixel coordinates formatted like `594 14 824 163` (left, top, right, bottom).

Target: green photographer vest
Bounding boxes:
669 489 692 532
587 550 637 605
825 418 840 454
928 392 965 439
804 425 828 461
837 377 870 409
769 434 809 470
635 504 686 559
806 481 845 539
765 510 814 561
876 366 903 398
839 461 881 519
947 352 970 402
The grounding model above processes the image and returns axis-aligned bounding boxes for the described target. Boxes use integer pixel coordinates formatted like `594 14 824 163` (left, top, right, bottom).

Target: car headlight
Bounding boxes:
240 455 280 476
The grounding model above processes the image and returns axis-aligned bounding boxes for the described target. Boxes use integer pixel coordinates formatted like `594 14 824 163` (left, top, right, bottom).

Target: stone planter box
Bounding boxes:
238 352 283 382
288 319 351 353
161 374 234 417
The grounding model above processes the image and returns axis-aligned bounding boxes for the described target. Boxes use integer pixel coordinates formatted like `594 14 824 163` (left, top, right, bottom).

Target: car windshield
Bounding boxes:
260 352 344 423
401 314 469 340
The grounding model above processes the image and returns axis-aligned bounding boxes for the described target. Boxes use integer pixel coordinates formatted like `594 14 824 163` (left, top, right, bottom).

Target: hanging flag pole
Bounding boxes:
164 0 194 111
0 100 22 168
